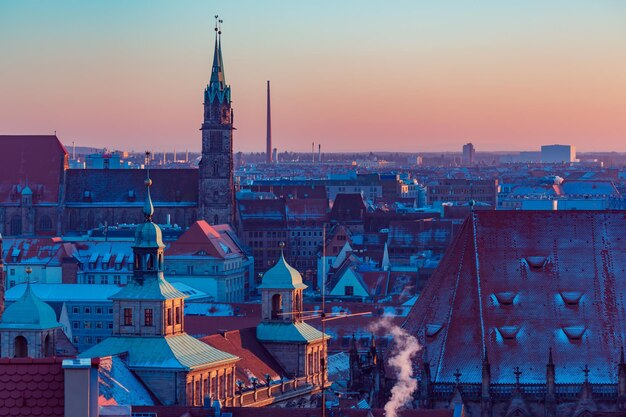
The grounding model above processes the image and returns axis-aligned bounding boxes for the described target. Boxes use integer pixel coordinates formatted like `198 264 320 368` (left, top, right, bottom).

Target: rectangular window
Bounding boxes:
108 307 114 315
187 265 194 275
107 321 113 329
84 307 91 314
9 281 14 288
95 307 102 314
84 321 91 329
72 336 79 344
167 308 173 326
123 308 133 326
10 269 15 276
100 275 108 284
114 275 121 285
87 275 95 284
72 321 80 329
175 306 181 325
72 306 79 314
85 336 92 344
95 321 103 329
144 309 153 327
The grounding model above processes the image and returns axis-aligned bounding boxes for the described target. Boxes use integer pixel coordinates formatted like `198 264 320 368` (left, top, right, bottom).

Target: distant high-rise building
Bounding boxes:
462 142 476 165
541 144 576 163
266 80 272 164
199 22 235 225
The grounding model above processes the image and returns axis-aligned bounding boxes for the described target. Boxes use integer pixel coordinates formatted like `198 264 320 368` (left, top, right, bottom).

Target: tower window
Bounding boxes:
14 336 28 358
144 309 153 327
271 294 283 319
167 308 173 326
175 307 181 325
123 308 133 326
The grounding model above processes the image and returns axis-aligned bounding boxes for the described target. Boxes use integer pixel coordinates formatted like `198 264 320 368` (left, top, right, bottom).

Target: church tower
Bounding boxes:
199 17 235 226
256 244 329 384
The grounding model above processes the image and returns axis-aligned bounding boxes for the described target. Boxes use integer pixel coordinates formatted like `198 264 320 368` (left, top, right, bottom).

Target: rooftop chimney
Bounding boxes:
266 80 272 163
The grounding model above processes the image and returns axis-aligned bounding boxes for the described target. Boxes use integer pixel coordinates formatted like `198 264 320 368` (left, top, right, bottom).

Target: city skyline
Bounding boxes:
1 0 626 153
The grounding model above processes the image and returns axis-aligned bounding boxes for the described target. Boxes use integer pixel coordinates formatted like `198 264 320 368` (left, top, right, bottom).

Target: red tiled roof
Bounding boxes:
404 210 626 384
201 327 285 385
2 237 77 266
0 135 68 204
167 221 242 258
0 357 65 417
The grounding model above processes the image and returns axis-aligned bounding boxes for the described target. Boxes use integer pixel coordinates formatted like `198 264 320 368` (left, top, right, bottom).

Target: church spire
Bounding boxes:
210 16 225 88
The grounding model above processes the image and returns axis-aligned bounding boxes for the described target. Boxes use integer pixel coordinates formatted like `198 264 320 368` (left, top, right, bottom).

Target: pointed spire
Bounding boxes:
210 15 225 88
143 151 154 221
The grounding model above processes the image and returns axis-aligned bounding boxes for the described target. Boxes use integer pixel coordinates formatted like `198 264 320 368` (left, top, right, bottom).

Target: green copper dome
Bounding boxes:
258 251 307 290
0 284 60 330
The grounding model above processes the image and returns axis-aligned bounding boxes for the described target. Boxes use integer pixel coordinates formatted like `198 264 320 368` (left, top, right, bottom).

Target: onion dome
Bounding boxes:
0 283 60 330
258 245 307 290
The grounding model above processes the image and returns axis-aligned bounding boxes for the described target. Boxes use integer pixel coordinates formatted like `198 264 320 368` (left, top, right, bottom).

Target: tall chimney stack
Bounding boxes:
266 80 272 163
318 144 321 162
312 142 315 163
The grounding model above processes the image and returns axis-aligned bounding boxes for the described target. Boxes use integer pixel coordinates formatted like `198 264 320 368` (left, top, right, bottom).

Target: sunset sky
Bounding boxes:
1 0 625 153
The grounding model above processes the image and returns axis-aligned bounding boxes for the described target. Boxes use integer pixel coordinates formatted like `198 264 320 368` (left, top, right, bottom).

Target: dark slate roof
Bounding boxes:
65 169 198 204
330 194 366 223
0 135 68 204
0 357 65 417
404 210 626 384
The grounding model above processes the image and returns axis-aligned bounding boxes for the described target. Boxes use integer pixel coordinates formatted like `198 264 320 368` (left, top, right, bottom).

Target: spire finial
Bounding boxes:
143 151 154 221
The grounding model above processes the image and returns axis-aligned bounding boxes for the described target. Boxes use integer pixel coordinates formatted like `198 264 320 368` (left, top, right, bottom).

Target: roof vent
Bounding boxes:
560 291 583 306
562 326 586 340
494 292 517 305
525 256 547 268
425 323 443 337
497 326 520 340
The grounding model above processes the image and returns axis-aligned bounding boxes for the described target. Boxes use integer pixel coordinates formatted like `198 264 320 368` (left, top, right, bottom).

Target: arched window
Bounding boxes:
44 334 53 357
271 294 283 320
295 292 301 318
146 254 154 270
39 215 52 231
10 215 22 236
14 336 28 358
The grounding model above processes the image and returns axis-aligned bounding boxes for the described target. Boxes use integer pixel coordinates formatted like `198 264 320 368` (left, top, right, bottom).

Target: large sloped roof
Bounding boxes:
0 135 68 204
201 327 285 387
79 334 238 371
403 210 626 384
65 169 198 205
167 221 242 258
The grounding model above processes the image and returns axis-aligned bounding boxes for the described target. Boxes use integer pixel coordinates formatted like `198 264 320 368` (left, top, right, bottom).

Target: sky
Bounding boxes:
1 0 625 153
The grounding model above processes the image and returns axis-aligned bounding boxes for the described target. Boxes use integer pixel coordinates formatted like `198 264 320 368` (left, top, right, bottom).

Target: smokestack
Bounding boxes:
174 148 177 162
312 142 315 163
318 144 321 162
186 149 189 163
266 80 272 163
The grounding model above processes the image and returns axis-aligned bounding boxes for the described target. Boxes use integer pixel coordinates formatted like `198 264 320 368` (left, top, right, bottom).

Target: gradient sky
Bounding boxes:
1 0 625 153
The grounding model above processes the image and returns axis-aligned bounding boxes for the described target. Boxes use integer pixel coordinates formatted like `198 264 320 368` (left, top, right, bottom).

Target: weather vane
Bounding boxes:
214 15 223 34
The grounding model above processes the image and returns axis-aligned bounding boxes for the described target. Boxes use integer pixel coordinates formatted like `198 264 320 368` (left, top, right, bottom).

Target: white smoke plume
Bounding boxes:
370 315 421 417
